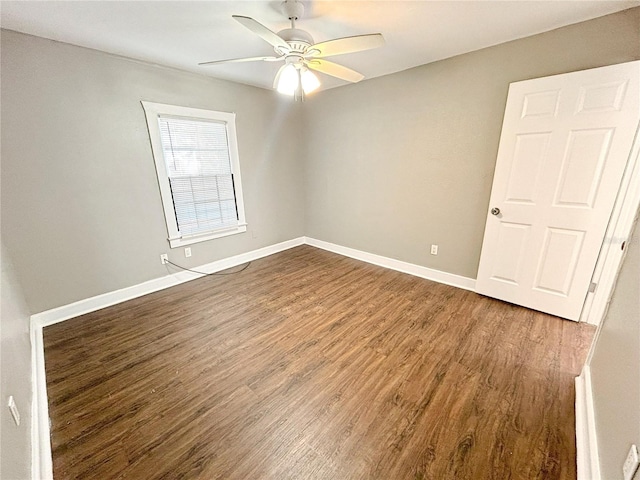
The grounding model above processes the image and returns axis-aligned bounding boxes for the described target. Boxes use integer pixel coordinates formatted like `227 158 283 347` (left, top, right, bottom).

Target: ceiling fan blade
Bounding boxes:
198 56 282 66
308 34 384 58
306 59 364 83
232 15 290 51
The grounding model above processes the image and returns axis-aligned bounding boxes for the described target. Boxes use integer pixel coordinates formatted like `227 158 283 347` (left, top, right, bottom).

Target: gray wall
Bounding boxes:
1 30 305 314
3 9 639 313
589 217 640 480
303 7 640 279
0 244 32 480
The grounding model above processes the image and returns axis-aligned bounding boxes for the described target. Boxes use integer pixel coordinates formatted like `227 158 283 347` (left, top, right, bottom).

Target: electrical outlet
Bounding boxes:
624 444 639 480
160 254 168 265
184 247 192 258
8 396 20 426
430 244 438 255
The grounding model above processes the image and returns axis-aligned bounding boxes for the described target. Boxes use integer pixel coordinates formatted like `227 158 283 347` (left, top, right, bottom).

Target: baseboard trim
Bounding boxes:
30 323 53 480
31 236 478 330
29 236 304 479
30 235 478 479
575 366 601 480
30 237 305 329
304 237 476 291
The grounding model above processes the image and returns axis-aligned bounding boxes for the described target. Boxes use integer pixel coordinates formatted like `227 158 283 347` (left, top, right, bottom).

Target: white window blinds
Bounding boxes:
157 116 238 237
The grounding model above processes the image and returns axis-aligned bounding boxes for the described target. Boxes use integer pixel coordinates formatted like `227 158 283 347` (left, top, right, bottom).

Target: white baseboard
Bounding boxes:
30 323 53 480
575 366 601 480
31 236 477 330
30 237 305 329
30 235 478 479
304 237 476 291
29 236 304 479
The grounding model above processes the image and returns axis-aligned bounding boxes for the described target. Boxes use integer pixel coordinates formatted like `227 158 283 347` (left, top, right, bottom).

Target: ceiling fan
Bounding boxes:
198 0 385 100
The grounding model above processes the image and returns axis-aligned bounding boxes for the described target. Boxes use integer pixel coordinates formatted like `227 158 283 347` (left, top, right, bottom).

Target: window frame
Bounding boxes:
141 101 247 248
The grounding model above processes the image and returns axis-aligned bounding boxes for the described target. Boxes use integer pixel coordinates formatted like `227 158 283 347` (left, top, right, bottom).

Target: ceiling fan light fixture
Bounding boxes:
276 63 299 95
301 68 320 94
275 63 320 98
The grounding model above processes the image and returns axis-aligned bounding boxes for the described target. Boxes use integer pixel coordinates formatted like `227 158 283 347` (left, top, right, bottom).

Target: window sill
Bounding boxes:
168 224 247 248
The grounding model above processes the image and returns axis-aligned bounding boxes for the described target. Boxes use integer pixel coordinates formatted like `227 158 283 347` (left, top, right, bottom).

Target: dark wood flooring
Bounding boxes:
44 245 594 479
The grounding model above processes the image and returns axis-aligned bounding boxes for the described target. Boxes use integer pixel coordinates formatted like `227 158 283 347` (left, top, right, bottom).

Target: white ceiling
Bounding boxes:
2 1 638 92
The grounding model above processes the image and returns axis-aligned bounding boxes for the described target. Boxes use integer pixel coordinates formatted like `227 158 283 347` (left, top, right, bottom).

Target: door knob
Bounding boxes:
491 207 501 216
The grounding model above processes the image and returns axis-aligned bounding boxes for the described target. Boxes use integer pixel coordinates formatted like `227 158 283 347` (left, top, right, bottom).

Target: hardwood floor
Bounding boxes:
44 245 594 479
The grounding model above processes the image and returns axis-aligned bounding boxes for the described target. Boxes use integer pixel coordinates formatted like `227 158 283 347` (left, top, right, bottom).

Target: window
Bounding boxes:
141 102 247 248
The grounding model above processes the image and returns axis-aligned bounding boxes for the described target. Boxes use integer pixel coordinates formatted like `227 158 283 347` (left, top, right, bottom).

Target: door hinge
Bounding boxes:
588 282 597 293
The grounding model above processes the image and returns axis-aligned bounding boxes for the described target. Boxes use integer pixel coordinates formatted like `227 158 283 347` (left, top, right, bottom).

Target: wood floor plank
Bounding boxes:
44 245 594 479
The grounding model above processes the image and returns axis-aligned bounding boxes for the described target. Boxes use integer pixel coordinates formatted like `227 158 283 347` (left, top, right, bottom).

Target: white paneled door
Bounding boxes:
476 61 640 321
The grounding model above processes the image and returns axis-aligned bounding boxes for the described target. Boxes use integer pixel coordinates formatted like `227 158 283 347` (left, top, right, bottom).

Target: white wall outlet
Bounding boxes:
160 254 168 265
430 244 439 255
184 247 192 258
8 396 20 426
623 444 639 480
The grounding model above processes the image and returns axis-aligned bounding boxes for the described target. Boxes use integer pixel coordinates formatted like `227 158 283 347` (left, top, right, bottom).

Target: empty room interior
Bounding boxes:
1 2 640 479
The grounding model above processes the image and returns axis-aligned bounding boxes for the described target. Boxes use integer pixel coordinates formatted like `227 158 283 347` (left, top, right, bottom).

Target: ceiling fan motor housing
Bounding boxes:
276 28 313 55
